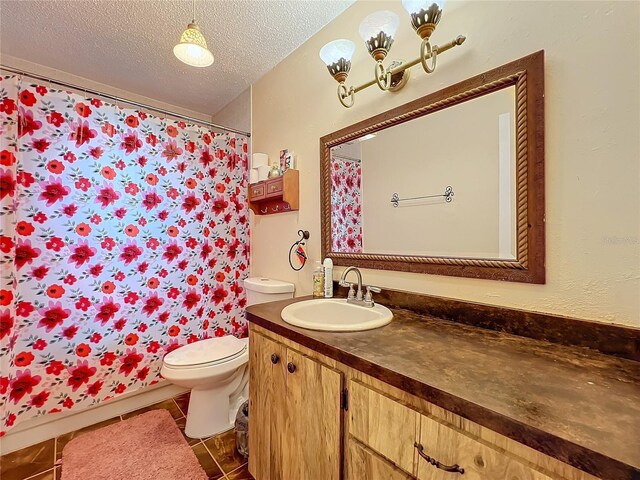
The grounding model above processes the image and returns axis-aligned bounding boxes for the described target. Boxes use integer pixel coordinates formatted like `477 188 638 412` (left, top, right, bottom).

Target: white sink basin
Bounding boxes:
281 298 393 332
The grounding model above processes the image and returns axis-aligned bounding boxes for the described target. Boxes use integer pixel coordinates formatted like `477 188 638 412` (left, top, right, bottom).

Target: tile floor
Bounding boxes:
0 392 254 480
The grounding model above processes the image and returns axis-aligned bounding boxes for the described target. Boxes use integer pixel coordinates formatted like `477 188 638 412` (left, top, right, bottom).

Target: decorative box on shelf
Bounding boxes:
248 169 299 215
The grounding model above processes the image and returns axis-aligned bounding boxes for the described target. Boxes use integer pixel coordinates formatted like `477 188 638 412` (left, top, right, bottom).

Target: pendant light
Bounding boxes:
174 0 214 68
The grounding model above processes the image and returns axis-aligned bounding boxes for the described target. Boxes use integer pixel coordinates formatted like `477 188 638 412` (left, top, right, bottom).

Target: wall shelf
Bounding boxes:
248 169 299 215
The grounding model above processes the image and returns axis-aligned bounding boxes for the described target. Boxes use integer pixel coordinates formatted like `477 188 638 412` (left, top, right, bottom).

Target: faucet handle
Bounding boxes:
341 282 356 299
364 285 381 304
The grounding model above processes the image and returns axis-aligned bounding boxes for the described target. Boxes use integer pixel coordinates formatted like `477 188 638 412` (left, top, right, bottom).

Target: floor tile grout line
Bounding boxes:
173 396 187 417
226 462 249 477
201 439 228 476
21 466 55 480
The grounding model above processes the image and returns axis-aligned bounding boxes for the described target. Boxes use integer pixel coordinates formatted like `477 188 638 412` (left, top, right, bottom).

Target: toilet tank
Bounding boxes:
244 277 295 306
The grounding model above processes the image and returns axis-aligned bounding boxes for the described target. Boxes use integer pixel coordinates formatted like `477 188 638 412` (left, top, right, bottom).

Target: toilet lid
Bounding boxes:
163 336 247 368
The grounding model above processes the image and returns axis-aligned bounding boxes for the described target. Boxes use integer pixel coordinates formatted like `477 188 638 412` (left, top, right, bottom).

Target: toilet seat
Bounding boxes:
163 336 247 369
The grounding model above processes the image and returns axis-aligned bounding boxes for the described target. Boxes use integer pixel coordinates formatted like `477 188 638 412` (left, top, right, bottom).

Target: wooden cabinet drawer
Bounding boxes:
348 440 415 480
249 183 265 200
349 380 418 475
416 414 553 480
265 178 283 198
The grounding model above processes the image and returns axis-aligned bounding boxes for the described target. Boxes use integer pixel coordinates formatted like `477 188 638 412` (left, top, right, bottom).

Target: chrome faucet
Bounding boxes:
338 266 381 307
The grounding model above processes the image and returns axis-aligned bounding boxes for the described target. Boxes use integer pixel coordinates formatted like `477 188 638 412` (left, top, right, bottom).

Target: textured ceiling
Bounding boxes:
0 0 354 116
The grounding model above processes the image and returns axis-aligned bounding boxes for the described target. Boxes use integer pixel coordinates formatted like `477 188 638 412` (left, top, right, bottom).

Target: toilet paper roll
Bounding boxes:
249 168 259 184
252 153 269 169
256 165 270 181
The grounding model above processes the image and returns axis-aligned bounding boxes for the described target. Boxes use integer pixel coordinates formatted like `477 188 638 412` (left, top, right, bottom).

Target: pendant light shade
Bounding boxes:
174 22 214 67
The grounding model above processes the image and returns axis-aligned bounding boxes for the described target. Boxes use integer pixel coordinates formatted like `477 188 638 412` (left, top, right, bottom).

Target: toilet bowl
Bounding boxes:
162 278 294 439
161 335 249 438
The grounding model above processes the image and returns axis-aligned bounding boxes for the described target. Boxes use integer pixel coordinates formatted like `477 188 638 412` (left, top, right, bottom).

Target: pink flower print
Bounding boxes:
212 195 228 216
66 361 97 391
15 301 34 317
145 133 158 146
15 239 40 270
17 108 42 137
9 370 41 404
142 190 163 211
0 168 15 200
95 184 121 208
119 349 143 376
183 290 201 310
119 242 142 265
212 285 228 305
200 241 212 260
75 177 91 191
69 120 97 147
125 182 139 195
114 207 127 219
89 147 104 159
182 194 201 214
166 187 179 200
30 391 50 408
46 360 65 375
162 140 183 162
199 149 213 167
38 177 70 206
101 237 116 251
68 241 96 267
94 297 120 325
142 294 163 316
31 138 50 152
163 243 182 263
16 170 35 188
87 265 103 278
45 236 64 252
37 301 70 332
121 130 142 154
62 204 77 217
0 310 14 340
86 380 103 397
146 238 159 250
124 292 139 305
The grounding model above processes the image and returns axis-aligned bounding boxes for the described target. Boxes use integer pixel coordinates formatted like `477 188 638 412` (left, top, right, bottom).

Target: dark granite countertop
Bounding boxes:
247 297 640 480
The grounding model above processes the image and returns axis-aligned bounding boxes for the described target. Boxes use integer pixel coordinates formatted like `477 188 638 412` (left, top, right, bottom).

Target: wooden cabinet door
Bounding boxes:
282 348 342 480
416 415 554 480
248 332 286 480
347 440 415 480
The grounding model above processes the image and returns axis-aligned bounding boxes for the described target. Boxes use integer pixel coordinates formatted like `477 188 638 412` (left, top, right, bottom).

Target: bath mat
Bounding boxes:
60 409 207 480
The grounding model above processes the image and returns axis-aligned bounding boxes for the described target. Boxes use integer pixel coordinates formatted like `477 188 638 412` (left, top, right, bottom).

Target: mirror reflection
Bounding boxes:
330 86 517 259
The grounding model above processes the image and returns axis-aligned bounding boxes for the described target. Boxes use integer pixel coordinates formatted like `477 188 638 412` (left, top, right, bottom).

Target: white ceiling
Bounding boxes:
0 0 354 116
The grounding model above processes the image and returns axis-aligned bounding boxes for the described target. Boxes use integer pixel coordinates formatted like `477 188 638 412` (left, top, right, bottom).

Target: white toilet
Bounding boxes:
160 277 294 438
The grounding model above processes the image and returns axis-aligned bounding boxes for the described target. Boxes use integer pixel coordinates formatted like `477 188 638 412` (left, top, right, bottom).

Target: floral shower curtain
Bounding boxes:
330 157 363 253
0 74 250 434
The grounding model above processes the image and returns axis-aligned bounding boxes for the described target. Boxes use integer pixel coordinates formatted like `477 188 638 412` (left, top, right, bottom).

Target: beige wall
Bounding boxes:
251 0 640 326
0 54 211 122
211 87 252 135
359 86 515 258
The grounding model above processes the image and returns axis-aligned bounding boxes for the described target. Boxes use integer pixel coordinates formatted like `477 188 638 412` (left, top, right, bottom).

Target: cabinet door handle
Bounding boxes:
414 443 464 474
270 353 280 364
287 362 296 373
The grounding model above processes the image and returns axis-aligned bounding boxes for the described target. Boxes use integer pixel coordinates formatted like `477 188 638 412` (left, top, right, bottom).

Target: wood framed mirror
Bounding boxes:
320 51 545 283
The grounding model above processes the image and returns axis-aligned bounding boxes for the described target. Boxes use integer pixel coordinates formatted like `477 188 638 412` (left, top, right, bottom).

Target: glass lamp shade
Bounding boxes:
319 39 356 66
358 10 400 42
401 0 445 39
174 23 214 67
401 0 445 15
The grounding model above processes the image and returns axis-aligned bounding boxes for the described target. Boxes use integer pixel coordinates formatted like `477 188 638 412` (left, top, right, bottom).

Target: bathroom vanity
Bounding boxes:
246 295 640 480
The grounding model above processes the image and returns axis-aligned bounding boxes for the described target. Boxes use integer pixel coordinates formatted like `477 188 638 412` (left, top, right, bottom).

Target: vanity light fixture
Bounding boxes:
319 0 465 108
174 0 214 68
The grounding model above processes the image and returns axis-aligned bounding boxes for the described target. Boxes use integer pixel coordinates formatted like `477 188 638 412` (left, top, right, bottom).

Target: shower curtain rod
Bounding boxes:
0 64 251 137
